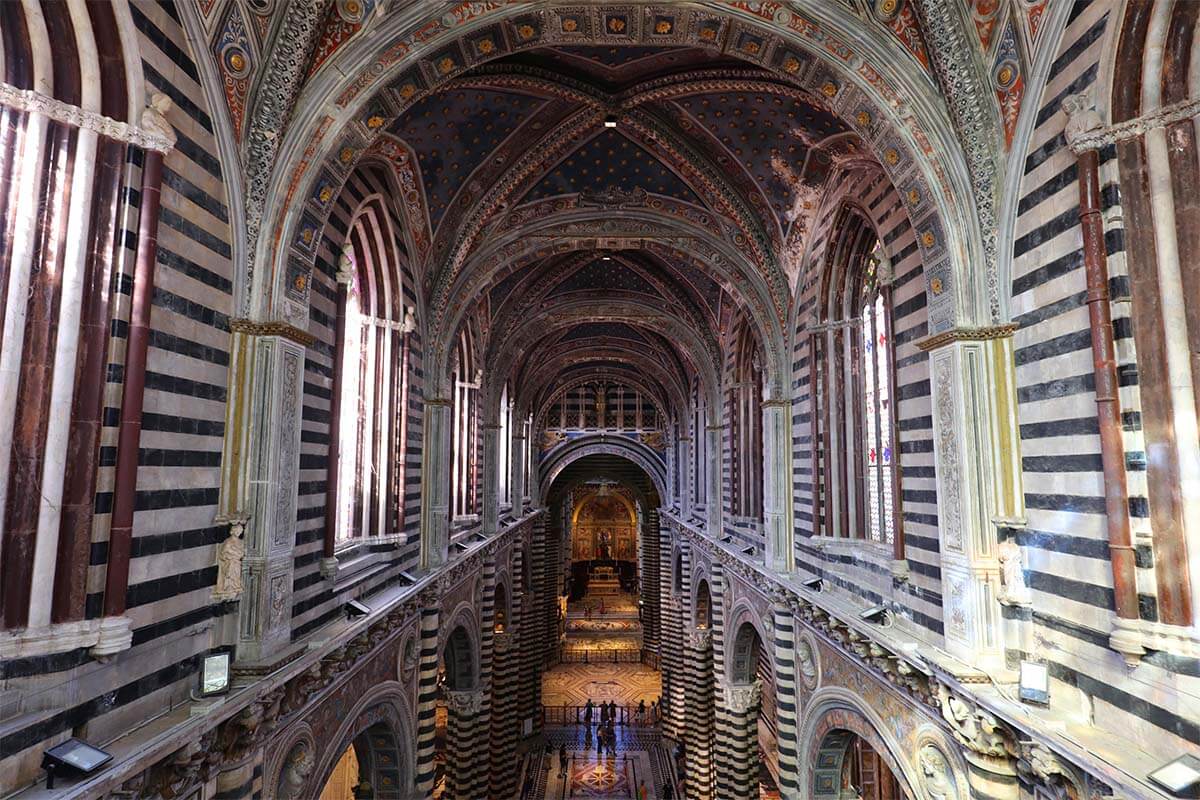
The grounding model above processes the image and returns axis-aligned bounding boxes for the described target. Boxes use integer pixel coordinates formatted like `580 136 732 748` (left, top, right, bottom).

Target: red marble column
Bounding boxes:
104 146 165 618
1077 147 1138 624
2 120 75 628
53 136 126 622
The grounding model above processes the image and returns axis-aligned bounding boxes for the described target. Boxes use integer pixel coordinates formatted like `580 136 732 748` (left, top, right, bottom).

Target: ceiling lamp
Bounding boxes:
604 115 618 128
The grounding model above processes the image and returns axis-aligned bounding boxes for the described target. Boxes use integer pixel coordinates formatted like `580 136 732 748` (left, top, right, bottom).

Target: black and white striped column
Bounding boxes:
658 521 683 739
444 689 487 799
772 600 800 797
490 548 523 796
709 561 736 799
523 514 548 734
683 627 715 800
641 507 661 653
717 679 762 800
413 604 441 796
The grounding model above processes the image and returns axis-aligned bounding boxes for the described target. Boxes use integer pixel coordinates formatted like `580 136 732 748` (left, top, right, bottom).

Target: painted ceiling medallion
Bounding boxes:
874 0 902 22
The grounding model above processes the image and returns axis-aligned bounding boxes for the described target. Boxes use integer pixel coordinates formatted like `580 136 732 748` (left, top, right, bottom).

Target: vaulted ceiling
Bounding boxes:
185 0 1059 442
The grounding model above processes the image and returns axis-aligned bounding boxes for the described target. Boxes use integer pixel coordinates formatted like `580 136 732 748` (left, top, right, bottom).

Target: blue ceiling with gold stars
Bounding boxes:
523 129 704 206
393 88 547 229
550 260 661 297
674 92 849 219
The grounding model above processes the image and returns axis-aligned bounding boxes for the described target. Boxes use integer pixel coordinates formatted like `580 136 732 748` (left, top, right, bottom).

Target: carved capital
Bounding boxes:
686 627 713 650
720 679 762 713
446 689 485 716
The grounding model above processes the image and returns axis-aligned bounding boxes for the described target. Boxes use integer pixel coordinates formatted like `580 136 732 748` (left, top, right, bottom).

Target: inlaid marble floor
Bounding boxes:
528 727 678 799
542 662 662 706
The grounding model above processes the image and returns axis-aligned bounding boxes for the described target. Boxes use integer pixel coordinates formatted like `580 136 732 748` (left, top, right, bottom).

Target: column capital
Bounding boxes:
229 318 317 347
685 627 713 650
446 689 486 715
718 679 761 712
915 323 1018 353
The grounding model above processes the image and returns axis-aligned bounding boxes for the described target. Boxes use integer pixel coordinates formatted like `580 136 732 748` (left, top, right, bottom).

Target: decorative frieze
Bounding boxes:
1064 91 1200 154
0 82 176 152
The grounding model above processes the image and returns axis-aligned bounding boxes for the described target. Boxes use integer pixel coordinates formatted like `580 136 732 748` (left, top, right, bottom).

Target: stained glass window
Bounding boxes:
860 260 896 545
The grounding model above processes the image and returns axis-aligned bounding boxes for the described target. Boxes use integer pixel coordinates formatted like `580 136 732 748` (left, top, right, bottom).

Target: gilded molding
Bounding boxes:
915 323 1018 352
0 82 175 152
229 319 318 347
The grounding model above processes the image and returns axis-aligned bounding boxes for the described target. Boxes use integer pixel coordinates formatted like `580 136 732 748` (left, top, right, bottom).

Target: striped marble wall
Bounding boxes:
2 0 238 784
1008 0 1200 762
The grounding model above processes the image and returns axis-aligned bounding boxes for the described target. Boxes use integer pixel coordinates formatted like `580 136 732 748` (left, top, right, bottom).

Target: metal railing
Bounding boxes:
541 703 660 727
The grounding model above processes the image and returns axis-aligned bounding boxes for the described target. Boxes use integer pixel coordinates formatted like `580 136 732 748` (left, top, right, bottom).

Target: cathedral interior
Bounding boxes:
3 0 1200 798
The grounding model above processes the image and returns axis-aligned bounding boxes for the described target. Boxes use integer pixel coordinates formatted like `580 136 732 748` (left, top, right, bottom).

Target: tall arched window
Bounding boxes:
692 378 707 508
813 208 900 546
858 254 896 545
730 322 763 520
451 328 479 520
499 383 512 507
334 199 410 544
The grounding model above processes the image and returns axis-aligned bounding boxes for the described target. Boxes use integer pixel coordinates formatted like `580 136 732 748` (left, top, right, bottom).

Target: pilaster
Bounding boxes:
705 425 724 535
236 334 305 663
482 424 500 535
920 327 1021 670
762 400 795 573
420 399 452 568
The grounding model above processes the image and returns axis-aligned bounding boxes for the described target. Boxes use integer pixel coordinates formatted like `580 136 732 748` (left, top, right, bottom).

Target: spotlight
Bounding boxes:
345 599 371 619
42 739 112 789
859 605 888 624
802 578 823 591
604 115 618 128
199 650 232 697
1148 754 1200 796
1018 660 1050 705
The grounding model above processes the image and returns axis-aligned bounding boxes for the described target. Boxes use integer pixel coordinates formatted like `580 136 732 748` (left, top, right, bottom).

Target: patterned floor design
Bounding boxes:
542 662 662 707
534 727 679 799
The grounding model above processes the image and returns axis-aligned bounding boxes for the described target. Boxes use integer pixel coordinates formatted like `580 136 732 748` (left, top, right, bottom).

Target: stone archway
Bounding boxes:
313 686 414 800
800 690 919 800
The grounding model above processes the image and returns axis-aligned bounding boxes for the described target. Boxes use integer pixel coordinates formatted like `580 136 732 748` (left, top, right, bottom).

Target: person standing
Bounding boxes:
559 745 568 779
637 779 648 800
637 698 646 725
585 698 594 728
599 700 609 727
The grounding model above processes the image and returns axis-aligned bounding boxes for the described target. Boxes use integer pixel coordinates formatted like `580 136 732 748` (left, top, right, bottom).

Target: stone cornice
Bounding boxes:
0 82 175 152
915 323 1018 352
229 319 318 347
